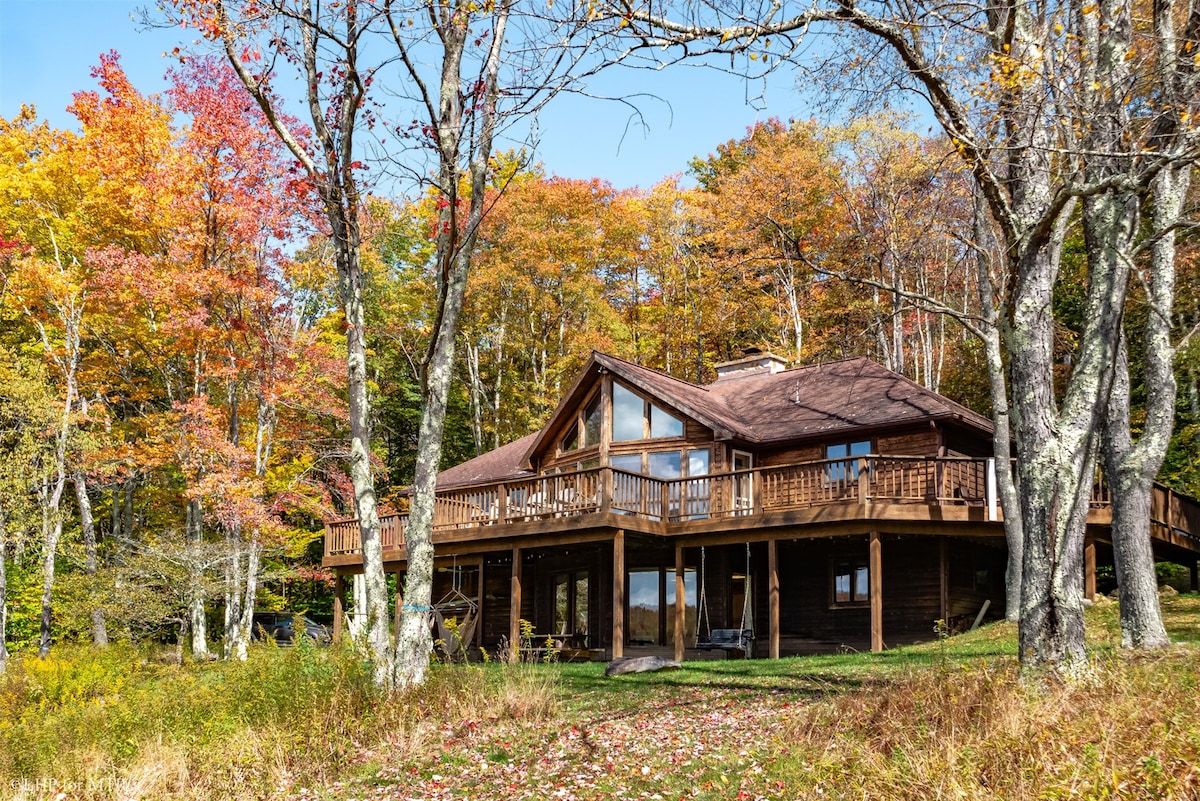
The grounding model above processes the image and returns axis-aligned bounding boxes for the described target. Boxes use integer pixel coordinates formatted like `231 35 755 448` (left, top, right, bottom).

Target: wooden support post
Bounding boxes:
939 539 948 624
476 557 484 647
661 481 672 522
613 531 625 659
333 573 345 644
869 531 883 653
510 547 522 662
858 458 871 503
674 543 686 663
1191 560 1199 593
768 538 780 660
497 483 508 522
1084 537 1097 601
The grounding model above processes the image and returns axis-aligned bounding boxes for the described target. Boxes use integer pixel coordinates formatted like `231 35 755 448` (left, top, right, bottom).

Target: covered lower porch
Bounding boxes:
328 524 1018 661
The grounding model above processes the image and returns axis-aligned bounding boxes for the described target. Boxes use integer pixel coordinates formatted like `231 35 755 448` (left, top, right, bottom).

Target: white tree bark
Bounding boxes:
0 508 9 673
186 497 209 659
73 470 107 646
393 0 512 690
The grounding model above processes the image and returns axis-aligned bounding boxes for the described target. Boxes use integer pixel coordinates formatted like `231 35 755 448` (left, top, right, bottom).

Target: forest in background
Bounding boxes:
1 52 1198 658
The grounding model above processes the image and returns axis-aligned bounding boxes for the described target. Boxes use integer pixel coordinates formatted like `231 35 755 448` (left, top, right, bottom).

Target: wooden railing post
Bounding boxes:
661 481 672 522
497 483 508 522
858 458 870 504
599 467 612 514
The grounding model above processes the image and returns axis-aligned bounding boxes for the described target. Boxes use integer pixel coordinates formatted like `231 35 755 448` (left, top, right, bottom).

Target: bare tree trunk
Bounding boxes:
186 497 209 659
122 478 134 544
973 190 1024 622
223 533 244 659
0 508 9 673
232 538 261 661
38 509 63 658
73 470 107 646
1102 336 1170 648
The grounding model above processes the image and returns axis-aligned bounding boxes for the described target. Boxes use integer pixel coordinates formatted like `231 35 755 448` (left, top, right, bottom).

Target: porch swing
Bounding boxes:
694 543 755 656
431 557 478 660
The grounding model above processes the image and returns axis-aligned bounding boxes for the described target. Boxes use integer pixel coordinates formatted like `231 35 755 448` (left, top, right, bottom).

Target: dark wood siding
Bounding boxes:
758 443 824 467
877 429 940 457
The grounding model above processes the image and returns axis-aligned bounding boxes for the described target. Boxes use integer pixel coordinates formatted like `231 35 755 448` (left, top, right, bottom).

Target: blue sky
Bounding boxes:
0 0 821 191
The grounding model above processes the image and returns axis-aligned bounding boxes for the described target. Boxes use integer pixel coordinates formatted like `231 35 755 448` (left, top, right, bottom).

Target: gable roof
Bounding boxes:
436 353 993 488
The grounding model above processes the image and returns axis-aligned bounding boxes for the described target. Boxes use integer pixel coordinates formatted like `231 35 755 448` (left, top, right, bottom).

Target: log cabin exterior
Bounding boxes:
323 351 1200 660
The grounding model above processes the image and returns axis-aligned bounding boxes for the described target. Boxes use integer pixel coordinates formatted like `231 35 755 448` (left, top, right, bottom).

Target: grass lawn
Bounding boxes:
3 595 1200 800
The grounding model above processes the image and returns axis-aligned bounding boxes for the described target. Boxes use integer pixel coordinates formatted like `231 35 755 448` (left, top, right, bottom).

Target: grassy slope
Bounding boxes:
2 596 1199 800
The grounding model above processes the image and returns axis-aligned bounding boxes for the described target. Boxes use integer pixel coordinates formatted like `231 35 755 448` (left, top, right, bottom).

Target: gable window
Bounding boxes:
560 391 603 454
562 424 579 453
826 440 872 482
650 404 683 438
612 382 684 442
612 383 645 441
583 394 602 447
832 560 870 605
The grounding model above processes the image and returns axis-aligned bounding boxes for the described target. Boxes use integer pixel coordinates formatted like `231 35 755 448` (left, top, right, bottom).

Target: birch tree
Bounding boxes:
167 0 633 688
613 0 1200 672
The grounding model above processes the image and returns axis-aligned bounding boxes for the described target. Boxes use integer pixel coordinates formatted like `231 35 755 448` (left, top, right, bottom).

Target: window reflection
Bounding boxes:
612 383 643 441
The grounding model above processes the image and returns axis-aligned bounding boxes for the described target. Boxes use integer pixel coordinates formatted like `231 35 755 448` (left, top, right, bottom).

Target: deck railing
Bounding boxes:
323 455 1152 558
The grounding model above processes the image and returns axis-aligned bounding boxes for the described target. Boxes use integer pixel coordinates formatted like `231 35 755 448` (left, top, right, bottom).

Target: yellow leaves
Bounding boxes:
1081 3 1097 12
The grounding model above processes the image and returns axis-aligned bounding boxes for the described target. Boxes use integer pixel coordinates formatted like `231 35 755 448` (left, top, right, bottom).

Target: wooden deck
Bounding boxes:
323 456 1200 566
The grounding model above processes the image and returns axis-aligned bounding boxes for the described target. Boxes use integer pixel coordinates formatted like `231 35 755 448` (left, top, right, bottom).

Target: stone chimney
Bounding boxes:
713 347 789 382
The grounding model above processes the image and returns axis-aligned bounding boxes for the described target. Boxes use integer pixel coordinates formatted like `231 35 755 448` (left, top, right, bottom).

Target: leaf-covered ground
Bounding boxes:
288 682 802 801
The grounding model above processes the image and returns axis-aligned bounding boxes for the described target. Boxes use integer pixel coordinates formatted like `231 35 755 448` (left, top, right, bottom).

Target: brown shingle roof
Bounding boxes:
435 432 538 489
707 357 993 443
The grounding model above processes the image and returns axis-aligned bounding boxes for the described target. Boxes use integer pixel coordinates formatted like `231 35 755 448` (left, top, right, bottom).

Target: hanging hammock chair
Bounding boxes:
694 543 754 655
431 558 478 661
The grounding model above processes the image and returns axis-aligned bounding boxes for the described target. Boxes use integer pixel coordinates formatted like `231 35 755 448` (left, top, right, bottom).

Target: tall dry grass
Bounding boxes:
780 649 1200 800
0 642 558 800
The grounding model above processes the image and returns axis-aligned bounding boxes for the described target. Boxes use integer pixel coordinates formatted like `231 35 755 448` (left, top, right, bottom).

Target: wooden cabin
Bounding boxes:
324 351 1200 660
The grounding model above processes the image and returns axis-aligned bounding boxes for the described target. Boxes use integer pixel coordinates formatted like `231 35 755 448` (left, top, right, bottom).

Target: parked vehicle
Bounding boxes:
251 612 332 645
